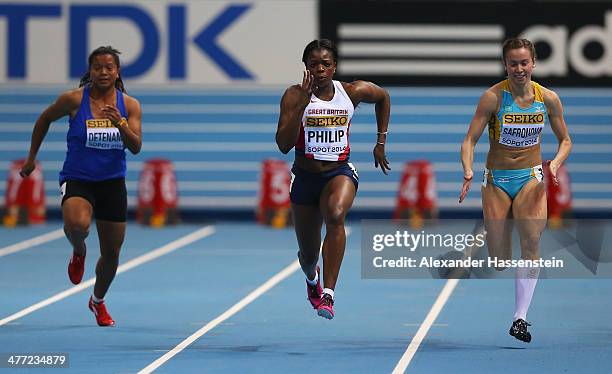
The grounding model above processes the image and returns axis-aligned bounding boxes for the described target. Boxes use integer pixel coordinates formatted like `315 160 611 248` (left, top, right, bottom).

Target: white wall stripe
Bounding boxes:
4 181 612 194
340 42 500 57
15 196 610 210
340 61 503 75
338 24 504 39
3 123 612 134
1 142 609 154
2 161 612 173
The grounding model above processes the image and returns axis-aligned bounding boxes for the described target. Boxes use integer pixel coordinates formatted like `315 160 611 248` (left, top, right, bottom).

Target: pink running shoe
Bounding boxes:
307 266 323 309
67 251 86 285
317 293 334 320
88 296 115 327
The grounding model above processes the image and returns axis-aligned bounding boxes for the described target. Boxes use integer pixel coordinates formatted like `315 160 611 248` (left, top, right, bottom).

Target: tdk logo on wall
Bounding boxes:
0 1 316 84
0 3 251 79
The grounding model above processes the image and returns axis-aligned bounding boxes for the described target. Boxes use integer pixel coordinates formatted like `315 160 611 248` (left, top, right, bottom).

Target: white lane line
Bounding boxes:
4 161 612 173
0 228 65 257
392 279 460 374
0 225 216 327
138 259 301 374
139 227 352 374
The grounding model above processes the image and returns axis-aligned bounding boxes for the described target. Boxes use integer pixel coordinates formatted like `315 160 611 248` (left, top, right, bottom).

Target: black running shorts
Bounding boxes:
60 178 127 222
290 162 359 206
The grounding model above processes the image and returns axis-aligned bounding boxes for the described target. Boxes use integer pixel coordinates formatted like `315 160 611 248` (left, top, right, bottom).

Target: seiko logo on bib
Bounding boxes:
305 115 348 127
503 113 545 124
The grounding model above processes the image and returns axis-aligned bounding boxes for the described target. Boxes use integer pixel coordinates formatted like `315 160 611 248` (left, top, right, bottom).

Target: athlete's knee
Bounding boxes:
520 245 540 260
100 248 121 263
64 218 90 239
520 232 541 253
487 239 509 252
324 207 347 227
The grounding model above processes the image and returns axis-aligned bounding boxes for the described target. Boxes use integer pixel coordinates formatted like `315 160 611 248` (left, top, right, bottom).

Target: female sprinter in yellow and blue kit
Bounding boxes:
460 38 572 342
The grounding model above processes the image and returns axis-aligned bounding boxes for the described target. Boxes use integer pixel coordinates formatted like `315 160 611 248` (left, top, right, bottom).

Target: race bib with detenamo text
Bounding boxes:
85 119 124 150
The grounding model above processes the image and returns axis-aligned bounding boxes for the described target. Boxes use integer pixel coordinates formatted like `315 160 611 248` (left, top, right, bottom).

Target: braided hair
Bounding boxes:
78 46 126 93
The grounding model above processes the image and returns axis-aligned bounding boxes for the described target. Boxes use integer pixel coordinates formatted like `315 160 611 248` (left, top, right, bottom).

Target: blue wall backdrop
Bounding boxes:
1 86 611 219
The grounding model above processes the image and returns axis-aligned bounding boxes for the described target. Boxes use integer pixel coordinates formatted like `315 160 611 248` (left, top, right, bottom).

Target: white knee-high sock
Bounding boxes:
514 267 540 321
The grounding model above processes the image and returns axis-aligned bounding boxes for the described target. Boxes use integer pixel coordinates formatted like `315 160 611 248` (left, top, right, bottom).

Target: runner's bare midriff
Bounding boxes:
486 141 542 170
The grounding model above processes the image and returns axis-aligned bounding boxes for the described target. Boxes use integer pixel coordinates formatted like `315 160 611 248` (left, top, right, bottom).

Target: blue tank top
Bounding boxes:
59 86 128 183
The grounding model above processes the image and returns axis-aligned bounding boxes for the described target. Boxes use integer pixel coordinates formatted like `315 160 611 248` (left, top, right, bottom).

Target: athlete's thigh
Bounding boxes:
62 197 93 228
319 175 356 222
512 179 547 258
291 203 323 254
512 178 547 220
481 183 512 219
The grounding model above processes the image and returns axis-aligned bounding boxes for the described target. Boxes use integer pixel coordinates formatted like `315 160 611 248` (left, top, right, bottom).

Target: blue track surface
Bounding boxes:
1 222 611 373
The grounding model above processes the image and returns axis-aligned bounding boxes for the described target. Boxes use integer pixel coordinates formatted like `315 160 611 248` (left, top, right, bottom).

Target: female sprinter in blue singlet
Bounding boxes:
276 39 391 320
460 38 572 342
20 46 142 327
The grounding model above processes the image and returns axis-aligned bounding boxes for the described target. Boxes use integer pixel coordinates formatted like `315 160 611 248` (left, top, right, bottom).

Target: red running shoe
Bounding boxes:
89 296 115 327
67 251 85 285
317 293 334 320
306 266 323 309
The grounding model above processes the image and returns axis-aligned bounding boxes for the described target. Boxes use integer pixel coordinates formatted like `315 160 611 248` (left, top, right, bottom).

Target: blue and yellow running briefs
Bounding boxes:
483 165 544 199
